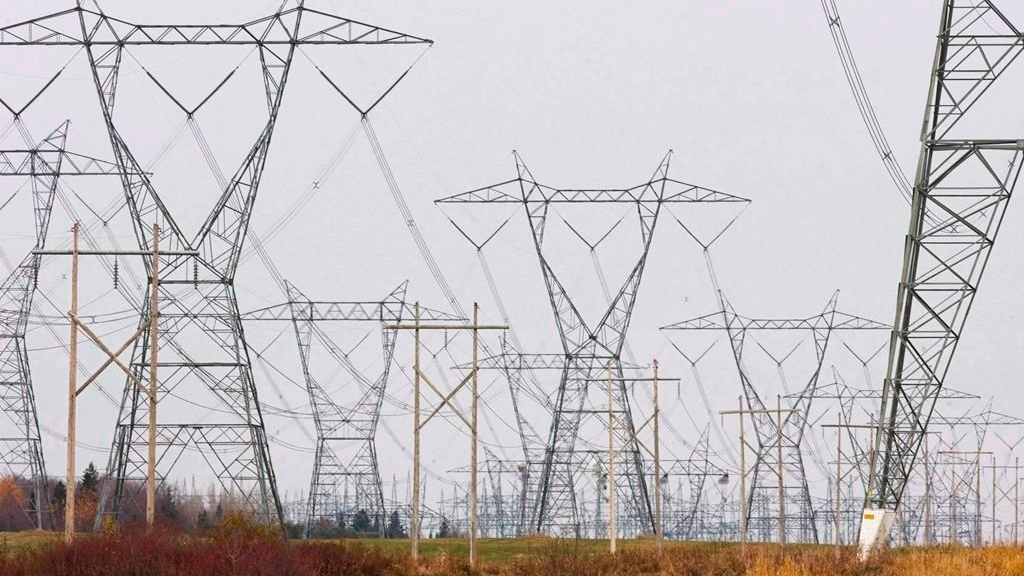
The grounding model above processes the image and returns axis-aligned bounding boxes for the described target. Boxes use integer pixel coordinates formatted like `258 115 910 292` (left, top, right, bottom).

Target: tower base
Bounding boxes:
857 507 896 560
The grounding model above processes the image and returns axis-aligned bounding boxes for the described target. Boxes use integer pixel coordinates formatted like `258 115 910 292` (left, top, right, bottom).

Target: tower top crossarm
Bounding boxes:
662 310 889 331
0 149 137 176
934 410 1024 428
241 301 462 322
437 149 749 205
0 5 432 46
436 179 749 205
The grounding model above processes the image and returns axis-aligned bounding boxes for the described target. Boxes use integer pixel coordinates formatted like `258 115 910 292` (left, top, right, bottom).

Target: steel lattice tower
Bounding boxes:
242 282 461 537
860 0 1024 551
439 151 749 535
664 293 888 542
0 2 431 528
0 121 128 528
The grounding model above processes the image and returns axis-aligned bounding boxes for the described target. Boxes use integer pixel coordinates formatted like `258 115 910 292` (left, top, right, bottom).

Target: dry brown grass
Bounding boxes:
2 529 1024 575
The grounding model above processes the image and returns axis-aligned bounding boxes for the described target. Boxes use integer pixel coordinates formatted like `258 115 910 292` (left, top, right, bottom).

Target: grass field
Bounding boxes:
3 530 1024 575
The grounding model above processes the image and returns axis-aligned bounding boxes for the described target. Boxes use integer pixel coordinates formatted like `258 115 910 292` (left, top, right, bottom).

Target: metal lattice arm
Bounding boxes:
663 310 889 331
0 6 432 46
242 301 462 322
436 178 750 205
0 150 133 176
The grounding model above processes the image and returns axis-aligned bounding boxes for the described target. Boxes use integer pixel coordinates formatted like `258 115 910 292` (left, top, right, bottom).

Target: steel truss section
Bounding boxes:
241 281 461 538
0 5 431 46
0 121 128 529
439 151 749 535
0 1 430 529
664 293 888 543
863 0 1024 549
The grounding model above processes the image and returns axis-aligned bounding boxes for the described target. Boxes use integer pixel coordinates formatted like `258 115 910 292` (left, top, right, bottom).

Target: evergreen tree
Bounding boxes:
386 509 406 538
81 462 100 493
437 516 450 538
52 481 66 507
352 508 371 533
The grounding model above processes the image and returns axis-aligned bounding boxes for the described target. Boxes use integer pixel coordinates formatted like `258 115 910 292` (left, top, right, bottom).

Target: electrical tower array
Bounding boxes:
0 0 1022 555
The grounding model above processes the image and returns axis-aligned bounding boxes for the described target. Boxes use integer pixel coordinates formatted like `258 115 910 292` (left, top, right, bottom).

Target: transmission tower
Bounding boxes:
0 2 431 528
241 281 461 537
438 151 749 535
664 293 888 543
0 121 129 529
656 428 725 540
860 0 1024 552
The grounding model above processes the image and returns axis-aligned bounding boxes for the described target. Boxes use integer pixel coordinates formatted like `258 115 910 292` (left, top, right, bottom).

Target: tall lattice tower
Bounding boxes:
0 121 127 528
0 2 431 527
438 151 749 535
861 0 1024 552
665 293 888 542
242 281 461 537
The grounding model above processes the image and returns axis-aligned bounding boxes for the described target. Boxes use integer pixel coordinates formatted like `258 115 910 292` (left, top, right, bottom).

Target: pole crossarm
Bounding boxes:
0 6 433 46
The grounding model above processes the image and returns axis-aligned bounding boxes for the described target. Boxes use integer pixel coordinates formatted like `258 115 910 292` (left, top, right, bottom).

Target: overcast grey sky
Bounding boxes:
2 0 1023 510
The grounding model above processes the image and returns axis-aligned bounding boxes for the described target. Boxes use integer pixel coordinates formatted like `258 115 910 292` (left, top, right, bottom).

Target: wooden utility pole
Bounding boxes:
652 360 662 555
147 224 159 528
606 362 616 555
720 398 797 546
470 304 479 563
923 432 930 546
835 412 841 551
738 396 746 545
584 363 678 555
776 395 784 545
65 223 78 543
39 223 196 541
412 305 421 559
387 303 506 569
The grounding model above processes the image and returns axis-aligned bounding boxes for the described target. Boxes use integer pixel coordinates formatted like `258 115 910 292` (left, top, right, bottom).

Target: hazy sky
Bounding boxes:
2 0 1023 513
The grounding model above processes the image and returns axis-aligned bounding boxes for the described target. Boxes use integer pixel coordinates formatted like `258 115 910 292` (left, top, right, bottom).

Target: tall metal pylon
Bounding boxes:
0 121 128 529
0 2 431 528
241 281 461 537
438 151 749 535
664 293 888 542
861 0 1024 552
